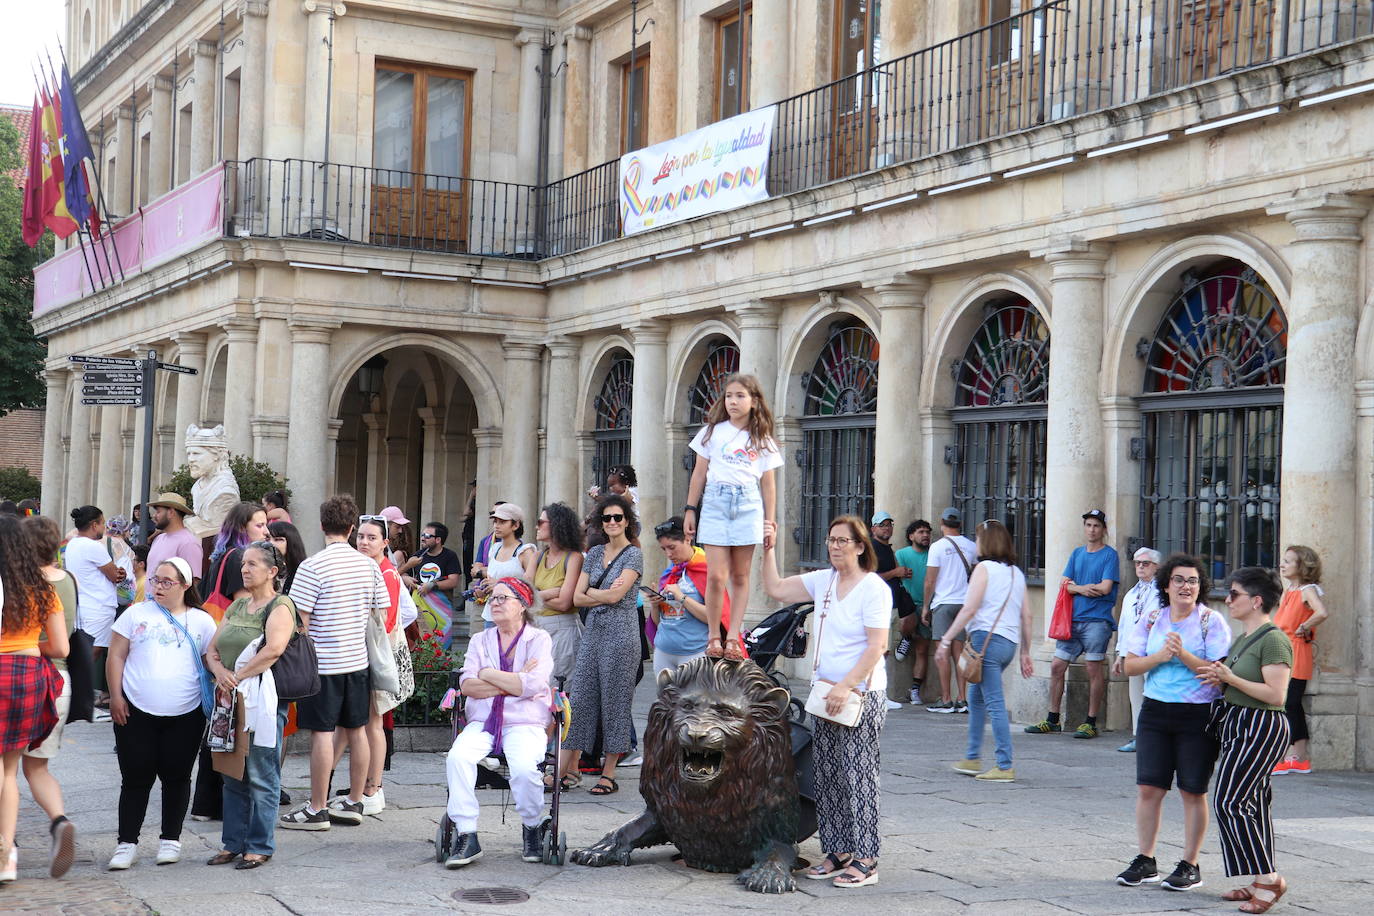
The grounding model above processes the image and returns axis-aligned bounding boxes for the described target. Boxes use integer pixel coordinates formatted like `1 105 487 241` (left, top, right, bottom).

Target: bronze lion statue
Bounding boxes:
570 657 800 893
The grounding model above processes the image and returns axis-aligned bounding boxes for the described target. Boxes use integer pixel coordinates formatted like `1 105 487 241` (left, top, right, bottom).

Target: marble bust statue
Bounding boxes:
185 424 240 540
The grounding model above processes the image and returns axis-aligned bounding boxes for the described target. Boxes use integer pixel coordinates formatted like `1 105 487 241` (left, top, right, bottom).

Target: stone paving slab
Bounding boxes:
2 681 1372 915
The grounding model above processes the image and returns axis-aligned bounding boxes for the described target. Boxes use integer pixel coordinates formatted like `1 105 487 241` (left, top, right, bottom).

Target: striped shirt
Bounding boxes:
290 542 387 675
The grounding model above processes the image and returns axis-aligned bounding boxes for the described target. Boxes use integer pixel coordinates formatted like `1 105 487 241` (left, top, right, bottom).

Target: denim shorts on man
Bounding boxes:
1054 618 1113 662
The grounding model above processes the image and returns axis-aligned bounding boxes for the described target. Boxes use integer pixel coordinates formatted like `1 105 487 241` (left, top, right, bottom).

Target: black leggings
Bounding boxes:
1284 677 1309 743
113 703 206 843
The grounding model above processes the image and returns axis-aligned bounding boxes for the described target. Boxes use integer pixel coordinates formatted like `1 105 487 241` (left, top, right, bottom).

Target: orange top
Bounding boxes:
1273 584 1320 680
0 594 61 654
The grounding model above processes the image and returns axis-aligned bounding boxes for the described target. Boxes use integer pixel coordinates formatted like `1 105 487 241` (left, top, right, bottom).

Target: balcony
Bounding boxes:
35 1 1374 317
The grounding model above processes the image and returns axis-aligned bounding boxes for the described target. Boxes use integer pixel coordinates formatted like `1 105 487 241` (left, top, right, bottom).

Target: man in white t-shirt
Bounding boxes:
280 494 389 832
922 508 977 714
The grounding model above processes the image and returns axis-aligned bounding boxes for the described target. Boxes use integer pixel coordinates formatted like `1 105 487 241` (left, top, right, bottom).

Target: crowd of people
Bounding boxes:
0 373 1335 907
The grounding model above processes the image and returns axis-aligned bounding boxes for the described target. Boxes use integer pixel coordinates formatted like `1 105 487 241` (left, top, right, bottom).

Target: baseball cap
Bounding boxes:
492 503 525 524
378 506 411 526
940 506 961 523
1082 509 1108 525
871 511 894 525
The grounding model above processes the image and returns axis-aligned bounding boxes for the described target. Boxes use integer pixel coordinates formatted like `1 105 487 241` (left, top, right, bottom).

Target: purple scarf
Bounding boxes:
481 623 527 754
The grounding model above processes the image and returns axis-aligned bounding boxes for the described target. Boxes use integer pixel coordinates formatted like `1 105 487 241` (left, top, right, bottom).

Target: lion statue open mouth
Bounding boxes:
570 658 800 894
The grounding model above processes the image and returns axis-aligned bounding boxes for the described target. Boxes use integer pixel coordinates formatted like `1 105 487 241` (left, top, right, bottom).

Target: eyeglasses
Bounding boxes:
148 576 180 589
825 536 856 547
1226 589 1254 602
1134 560 1155 566
488 594 514 607
601 513 626 524
1170 575 1201 587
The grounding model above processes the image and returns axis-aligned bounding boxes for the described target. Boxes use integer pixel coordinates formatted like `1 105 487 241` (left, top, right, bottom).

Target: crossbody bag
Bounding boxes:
804 572 866 727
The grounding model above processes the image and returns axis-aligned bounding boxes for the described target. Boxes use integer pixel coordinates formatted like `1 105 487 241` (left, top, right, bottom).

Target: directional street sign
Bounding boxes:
82 385 144 397
70 354 140 368
82 369 143 385
82 396 144 406
156 362 198 376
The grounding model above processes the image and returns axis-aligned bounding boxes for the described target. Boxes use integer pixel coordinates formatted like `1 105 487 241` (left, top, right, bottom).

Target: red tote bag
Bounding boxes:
1048 585 1074 641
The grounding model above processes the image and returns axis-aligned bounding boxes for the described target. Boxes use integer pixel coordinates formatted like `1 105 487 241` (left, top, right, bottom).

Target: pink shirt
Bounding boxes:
147 528 205 581
459 625 553 730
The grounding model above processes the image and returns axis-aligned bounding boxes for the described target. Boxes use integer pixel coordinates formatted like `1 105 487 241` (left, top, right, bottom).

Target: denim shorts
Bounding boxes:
696 482 764 546
1054 618 1113 662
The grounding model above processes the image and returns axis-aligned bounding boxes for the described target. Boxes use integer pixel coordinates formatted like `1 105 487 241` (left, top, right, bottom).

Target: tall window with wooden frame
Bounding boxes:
621 52 651 154
970 0 1047 141
830 0 880 179
371 62 473 251
715 5 752 121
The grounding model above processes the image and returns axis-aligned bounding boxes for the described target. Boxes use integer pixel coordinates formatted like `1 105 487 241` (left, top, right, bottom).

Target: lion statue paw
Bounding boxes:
736 860 796 895
569 837 633 868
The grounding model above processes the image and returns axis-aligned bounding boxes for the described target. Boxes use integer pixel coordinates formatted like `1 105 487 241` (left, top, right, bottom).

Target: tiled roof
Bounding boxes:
1 102 33 188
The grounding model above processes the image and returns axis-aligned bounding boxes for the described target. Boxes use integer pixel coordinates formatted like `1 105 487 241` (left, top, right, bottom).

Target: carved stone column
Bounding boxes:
40 370 69 519
285 320 337 549
191 39 218 173
562 26 592 175
871 278 929 529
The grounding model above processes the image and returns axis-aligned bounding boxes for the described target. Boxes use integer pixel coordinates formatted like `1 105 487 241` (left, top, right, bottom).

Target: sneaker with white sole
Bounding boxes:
1115 853 1162 886
155 839 181 865
445 832 483 869
974 767 1015 781
908 685 922 705
894 637 911 661
951 759 982 776
1161 859 1202 891
108 842 139 870
955 700 969 714
49 816 76 878
884 698 903 710
361 788 385 816
279 805 330 831
926 699 957 714
327 797 365 825
619 752 643 767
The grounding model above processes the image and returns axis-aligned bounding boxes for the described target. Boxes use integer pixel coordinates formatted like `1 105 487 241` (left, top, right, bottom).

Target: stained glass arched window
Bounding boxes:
797 319 879 568
1138 262 1286 582
592 353 633 482
951 298 1049 578
686 340 741 426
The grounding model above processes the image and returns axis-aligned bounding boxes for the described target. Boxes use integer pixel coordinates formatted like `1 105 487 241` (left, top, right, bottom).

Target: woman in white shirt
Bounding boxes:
62 506 127 697
936 520 1034 782
105 557 217 871
762 515 888 889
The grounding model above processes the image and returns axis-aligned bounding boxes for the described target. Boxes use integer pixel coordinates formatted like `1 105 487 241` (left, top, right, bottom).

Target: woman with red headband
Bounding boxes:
441 577 553 870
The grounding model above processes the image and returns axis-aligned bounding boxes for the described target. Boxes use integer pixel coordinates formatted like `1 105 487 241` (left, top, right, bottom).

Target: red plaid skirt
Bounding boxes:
0 653 61 754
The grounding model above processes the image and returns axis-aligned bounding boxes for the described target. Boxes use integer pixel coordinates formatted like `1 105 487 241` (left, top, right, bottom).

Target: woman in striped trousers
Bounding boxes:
1198 567 1293 914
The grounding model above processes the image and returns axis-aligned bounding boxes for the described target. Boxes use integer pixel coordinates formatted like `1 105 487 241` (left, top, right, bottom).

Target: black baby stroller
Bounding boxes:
743 602 819 843
432 671 570 866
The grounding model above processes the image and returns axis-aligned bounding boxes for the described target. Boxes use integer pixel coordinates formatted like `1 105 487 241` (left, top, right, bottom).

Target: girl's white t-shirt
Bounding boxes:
689 422 783 488
110 601 217 717
801 569 891 693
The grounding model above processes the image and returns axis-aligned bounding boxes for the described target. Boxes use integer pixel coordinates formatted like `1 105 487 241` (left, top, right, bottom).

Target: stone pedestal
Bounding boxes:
872 278 929 528
285 321 336 550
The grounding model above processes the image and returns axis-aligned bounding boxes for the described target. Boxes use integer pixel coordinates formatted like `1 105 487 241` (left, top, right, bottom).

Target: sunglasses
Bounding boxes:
601 513 626 524
653 521 681 538
1226 589 1254 601
420 533 436 539
359 514 389 526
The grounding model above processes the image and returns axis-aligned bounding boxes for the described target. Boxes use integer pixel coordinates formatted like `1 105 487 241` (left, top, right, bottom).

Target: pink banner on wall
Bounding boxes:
33 163 226 319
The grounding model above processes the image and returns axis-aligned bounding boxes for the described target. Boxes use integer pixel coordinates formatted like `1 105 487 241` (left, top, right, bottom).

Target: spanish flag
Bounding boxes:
38 86 78 239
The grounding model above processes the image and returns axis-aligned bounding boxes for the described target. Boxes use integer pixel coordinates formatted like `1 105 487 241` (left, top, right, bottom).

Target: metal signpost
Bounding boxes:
71 351 199 544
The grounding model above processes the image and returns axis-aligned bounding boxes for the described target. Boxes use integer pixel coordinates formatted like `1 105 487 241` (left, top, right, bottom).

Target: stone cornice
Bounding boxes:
1267 193 1368 241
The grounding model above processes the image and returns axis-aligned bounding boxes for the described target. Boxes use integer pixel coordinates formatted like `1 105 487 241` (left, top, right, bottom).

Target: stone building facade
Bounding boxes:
34 1 1374 768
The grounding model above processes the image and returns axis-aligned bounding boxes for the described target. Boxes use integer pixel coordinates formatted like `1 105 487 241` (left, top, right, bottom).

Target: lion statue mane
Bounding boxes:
569 657 799 893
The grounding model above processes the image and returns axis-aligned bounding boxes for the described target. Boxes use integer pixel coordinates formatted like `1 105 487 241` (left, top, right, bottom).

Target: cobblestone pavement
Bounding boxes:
3 678 1372 915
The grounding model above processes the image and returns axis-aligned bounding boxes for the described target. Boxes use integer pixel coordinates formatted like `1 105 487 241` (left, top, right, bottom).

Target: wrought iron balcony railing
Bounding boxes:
222 1 1374 262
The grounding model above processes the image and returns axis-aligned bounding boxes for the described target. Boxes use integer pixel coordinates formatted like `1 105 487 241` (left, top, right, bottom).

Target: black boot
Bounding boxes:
445 832 482 869
522 821 545 863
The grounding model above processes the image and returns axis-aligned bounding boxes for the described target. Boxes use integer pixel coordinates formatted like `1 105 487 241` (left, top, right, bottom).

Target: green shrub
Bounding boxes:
160 454 290 506
0 465 41 502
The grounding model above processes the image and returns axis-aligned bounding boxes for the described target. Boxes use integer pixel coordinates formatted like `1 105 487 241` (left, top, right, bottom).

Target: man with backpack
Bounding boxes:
922 508 977 714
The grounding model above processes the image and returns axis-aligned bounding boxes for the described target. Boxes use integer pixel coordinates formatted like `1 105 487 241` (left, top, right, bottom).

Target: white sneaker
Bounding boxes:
885 698 903 710
620 752 643 767
361 787 385 816
108 842 139 870
155 839 181 865
1 847 17 884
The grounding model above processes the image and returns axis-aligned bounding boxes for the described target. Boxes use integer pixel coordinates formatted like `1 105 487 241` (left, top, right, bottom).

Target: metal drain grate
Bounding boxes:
453 887 531 905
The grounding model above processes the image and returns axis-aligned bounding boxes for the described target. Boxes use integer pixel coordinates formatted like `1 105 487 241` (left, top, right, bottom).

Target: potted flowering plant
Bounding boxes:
395 630 463 726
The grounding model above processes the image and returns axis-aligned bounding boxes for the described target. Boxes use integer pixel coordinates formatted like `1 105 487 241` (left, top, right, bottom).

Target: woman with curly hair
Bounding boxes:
0 513 70 884
558 493 642 796
533 502 585 687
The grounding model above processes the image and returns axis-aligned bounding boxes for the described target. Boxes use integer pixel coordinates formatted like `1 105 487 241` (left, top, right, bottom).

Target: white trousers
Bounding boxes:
1129 672 1145 733
445 721 546 832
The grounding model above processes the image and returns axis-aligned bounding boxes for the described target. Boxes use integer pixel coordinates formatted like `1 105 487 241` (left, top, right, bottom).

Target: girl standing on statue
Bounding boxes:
683 373 781 661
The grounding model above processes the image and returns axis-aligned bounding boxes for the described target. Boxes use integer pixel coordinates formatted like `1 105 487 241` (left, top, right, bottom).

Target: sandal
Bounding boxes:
1223 885 1257 902
705 637 724 659
1238 877 1286 914
206 850 241 866
833 859 879 889
801 852 852 879
588 776 619 796
723 638 745 662
560 773 583 791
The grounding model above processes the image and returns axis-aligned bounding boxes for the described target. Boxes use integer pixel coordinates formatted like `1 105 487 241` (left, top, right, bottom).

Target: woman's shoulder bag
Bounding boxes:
271 596 321 700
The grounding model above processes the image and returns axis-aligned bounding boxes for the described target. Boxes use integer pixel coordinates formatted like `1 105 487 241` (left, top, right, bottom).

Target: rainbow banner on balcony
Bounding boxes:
619 106 775 236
